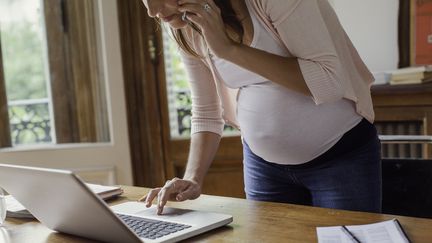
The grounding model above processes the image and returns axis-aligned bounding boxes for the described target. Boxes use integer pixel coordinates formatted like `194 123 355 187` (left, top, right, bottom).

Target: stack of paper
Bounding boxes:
85 183 123 200
5 195 33 219
316 219 410 243
5 183 123 219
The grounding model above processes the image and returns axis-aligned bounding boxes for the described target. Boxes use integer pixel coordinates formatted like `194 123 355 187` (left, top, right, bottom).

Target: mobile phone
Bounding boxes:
182 11 191 24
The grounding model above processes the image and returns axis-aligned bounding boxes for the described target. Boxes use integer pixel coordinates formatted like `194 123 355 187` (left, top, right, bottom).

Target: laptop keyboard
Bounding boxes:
117 214 192 240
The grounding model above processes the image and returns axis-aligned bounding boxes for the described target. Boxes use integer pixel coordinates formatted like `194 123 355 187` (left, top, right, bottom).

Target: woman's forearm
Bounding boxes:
222 44 311 97
183 131 221 186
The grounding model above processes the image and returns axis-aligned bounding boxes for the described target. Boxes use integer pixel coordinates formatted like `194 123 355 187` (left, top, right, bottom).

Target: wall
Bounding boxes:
331 0 400 72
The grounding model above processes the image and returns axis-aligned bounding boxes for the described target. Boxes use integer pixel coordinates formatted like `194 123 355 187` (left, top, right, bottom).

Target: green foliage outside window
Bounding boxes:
1 20 47 101
0 1 52 145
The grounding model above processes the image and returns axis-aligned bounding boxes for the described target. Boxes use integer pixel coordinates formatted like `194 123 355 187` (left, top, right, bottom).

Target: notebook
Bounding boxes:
0 163 233 243
316 219 411 243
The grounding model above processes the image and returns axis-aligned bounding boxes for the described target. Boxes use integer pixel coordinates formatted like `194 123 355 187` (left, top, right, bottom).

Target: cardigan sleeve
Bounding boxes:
180 51 225 136
260 0 345 104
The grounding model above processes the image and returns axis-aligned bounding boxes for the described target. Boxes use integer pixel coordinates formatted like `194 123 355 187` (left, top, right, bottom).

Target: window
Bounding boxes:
0 0 110 147
0 0 53 145
0 0 134 186
162 28 192 138
162 28 239 139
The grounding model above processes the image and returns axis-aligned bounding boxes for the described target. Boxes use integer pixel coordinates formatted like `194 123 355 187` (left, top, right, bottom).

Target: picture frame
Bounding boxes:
409 0 432 65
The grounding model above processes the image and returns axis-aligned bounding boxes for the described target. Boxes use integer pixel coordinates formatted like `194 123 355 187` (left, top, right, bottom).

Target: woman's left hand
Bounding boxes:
178 0 237 58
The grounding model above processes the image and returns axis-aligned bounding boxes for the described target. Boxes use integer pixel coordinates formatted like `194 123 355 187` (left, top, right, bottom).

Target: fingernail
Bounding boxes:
176 195 182 201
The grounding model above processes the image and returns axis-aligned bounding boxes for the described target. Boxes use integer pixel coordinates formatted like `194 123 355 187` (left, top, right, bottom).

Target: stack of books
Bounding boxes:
389 66 432 85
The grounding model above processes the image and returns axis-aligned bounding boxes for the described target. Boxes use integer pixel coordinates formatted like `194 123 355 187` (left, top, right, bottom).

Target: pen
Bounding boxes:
341 225 361 243
393 219 412 243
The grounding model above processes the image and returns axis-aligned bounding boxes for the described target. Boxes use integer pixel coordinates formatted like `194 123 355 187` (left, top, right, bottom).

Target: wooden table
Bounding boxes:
2 186 432 242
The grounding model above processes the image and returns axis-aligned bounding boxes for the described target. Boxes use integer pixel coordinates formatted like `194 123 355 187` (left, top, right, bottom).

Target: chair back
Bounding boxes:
382 158 432 218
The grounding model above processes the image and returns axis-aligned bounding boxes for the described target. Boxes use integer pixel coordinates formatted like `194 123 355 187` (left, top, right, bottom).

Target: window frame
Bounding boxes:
117 0 170 187
0 31 12 147
44 0 109 143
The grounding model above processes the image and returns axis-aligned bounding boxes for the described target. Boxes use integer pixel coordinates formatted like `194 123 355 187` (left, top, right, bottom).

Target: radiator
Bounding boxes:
375 121 424 159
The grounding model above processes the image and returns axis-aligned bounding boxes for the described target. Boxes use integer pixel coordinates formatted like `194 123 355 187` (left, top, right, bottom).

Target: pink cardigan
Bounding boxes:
180 0 375 136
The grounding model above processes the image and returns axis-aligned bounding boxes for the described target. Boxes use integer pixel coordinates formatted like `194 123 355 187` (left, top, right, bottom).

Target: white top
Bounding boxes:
212 1 363 164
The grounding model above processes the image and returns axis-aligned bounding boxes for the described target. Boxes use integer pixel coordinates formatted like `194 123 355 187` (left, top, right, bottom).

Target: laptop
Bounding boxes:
0 164 233 243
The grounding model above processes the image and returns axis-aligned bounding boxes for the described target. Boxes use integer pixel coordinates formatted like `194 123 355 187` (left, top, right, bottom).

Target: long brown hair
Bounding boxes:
170 0 244 57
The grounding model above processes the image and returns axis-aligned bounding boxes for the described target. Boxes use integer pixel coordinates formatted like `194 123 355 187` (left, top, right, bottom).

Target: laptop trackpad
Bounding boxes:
135 206 194 217
111 202 200 223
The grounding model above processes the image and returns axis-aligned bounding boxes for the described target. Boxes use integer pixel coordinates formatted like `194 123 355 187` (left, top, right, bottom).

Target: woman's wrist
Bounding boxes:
219 43 245 63
218 42 242 61
183 171 203 185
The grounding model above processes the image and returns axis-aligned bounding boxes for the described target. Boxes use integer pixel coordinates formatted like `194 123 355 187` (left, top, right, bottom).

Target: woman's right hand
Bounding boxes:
138 178 202 215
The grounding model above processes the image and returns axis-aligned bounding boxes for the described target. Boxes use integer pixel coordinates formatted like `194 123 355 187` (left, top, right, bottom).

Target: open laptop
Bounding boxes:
0 164 233 243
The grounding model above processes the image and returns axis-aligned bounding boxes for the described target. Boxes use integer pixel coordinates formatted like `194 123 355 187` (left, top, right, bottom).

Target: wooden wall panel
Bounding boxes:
117 0 168 187
170 137 245 198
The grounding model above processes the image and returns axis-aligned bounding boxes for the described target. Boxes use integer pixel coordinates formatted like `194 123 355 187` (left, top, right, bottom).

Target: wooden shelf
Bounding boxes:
372 82 432 95
372 84 432 158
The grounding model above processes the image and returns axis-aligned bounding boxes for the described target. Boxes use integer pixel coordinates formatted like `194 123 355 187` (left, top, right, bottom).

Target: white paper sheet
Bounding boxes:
317 219 410 243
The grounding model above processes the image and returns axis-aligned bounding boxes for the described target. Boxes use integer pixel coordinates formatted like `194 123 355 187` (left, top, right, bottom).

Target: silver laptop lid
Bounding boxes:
0 163 141 243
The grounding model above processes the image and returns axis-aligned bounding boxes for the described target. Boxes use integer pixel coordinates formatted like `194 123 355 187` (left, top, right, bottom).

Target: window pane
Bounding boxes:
163 28 192 139
8 99 51 144
0 0 48 101
162 28 239 139
0 0 53 145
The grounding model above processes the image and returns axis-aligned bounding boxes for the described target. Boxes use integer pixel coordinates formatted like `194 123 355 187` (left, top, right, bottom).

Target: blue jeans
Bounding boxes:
243 136 382 213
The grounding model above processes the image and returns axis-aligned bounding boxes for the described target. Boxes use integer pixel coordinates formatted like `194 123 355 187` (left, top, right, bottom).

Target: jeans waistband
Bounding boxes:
284 118 378 170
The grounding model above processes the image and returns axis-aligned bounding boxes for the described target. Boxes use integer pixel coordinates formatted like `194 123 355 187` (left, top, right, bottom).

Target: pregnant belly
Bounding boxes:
236 82 361 164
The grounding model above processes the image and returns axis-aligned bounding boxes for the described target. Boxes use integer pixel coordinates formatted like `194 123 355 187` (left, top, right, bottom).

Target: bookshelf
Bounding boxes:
372 83 432 159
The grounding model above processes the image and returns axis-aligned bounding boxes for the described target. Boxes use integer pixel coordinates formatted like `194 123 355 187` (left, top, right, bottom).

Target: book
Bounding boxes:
391 66 428 80
316 219 410 243
5 183 123 219
389 66 432 85
372 71 391 85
